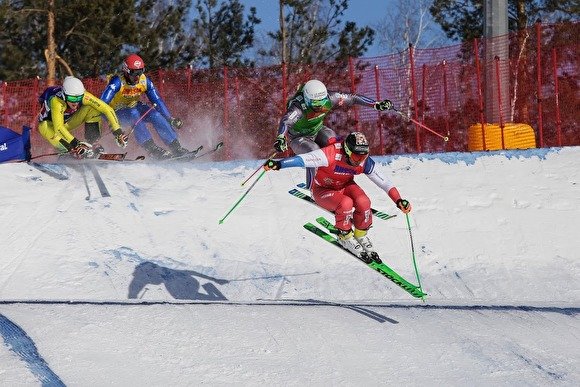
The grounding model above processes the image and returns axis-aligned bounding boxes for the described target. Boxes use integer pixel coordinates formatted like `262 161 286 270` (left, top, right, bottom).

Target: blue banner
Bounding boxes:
0 126 31 163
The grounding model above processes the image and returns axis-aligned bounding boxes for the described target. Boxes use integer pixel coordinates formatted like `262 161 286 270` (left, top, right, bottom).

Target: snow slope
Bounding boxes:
0 147 578 385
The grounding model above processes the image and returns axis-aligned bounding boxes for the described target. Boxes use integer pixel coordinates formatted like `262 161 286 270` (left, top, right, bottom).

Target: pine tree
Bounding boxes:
260 0 374 64
430 0 578 42
0 0 194 80
191 0 261 69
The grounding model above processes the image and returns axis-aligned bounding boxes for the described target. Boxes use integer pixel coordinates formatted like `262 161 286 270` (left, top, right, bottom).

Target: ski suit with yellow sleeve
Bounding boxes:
38 86 121 151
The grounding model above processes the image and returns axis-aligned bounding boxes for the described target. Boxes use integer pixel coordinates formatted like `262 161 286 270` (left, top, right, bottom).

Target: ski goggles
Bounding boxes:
127 68 144 77
310 97 328 107
65 94 83 103
344 143 369 165
308 97 329 110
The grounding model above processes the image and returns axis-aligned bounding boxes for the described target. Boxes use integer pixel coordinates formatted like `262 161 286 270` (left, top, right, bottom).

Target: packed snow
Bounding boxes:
0 147 578 385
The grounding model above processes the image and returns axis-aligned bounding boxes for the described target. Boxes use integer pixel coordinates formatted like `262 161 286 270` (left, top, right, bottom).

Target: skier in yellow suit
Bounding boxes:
38 76 128 158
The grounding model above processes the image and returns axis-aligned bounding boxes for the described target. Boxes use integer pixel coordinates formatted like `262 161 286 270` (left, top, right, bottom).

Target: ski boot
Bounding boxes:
88 144 105 159
168 139 191 157
143 139 172 160
336 229 370 262
354 228 381 263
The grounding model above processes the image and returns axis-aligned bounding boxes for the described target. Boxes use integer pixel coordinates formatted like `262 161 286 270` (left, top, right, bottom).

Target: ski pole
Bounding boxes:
24 151 66 161
405 213 425 299
92 103 157 144
241 151 277 186
393 108 449 142
219 168 267 224
20 148 73 162
127 103 157 137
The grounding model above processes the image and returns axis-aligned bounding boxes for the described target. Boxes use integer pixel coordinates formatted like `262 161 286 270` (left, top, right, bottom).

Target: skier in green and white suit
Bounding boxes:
274 79 394 188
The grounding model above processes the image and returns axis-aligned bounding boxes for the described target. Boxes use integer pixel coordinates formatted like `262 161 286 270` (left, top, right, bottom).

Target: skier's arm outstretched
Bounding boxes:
327 91 394 111
264 148 330 170
275 92 394 146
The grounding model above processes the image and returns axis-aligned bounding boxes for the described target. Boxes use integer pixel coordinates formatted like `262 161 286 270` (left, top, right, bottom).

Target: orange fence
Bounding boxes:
1 22 578 161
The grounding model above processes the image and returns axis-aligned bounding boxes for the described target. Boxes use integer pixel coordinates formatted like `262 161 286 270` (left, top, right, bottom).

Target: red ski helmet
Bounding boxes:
123 54 145 84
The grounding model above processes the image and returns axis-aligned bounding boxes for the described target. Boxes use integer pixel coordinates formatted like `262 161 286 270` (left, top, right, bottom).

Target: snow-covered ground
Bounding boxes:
0 147 579 385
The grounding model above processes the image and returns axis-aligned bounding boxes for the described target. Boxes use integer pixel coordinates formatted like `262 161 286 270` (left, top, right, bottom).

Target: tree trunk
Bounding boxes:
46 0 56 85
279 0 287 65
514 0 530 122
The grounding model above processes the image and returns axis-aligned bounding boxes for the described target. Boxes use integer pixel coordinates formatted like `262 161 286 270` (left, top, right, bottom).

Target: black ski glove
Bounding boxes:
113 129 129 148
374 99 394 111
396 198 412 214
68 138 93 159
274 134 288 152
263 159 282 171
169 117 183 129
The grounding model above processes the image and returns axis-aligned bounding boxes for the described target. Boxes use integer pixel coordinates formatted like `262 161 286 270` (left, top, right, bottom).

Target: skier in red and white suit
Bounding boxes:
264 132 412 259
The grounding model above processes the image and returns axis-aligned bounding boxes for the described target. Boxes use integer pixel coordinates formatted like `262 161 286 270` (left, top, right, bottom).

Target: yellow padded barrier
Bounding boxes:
468 123 536 151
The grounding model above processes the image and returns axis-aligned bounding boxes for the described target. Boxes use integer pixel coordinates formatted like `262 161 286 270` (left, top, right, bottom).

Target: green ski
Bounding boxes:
303 217 426 299
289 188 396 221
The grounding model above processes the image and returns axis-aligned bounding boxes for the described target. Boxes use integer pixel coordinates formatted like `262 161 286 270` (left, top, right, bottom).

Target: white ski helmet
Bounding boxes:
62 76 85 98
303 79 328 108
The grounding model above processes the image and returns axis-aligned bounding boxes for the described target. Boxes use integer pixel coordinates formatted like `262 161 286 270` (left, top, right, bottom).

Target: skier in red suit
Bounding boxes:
264 132 412 261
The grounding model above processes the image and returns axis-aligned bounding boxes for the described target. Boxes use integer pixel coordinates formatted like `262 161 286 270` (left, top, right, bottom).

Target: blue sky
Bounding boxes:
240 0 395 57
